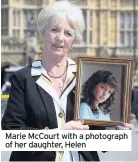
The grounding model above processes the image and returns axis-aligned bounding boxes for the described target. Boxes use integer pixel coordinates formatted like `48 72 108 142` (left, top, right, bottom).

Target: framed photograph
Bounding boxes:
74 57 133 126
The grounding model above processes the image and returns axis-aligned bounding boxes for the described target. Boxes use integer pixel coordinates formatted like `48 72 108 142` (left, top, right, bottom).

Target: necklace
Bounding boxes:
53 81 64 97
51 76 66 96
54 81 64 90
47 64 68 79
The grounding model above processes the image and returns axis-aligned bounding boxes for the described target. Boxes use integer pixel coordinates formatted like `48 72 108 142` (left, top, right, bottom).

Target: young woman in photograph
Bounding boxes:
80 70 119 121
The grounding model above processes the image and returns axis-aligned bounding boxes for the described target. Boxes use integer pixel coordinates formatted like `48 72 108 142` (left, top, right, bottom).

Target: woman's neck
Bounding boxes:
42 54 67 97
42 54 67 77
92 101 99 110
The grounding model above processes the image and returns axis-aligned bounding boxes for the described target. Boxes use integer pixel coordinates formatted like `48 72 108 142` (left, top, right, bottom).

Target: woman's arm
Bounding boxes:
2 73 39 130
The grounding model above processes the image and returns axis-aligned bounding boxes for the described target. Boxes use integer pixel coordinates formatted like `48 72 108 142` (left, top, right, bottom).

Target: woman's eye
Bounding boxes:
65 32 72 37
51 28 58 32
108 91 112 94
101 85 104 89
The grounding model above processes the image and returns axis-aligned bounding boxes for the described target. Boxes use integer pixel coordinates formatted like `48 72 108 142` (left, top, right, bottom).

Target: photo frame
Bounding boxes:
74 57 133 126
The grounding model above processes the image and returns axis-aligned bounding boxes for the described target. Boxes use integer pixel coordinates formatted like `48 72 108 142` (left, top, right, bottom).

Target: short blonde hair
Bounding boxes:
37 0 85 44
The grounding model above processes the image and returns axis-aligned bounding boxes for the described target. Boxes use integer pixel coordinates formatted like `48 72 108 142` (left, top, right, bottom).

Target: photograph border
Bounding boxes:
74 57 133 126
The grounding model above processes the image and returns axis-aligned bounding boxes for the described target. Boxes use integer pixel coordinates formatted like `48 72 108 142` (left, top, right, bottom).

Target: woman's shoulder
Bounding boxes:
10 65 32 81
79 102 92 119
80 102 90 110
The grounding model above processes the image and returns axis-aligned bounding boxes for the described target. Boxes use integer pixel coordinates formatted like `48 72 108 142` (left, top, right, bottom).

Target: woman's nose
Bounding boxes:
102 90 107 96
57 31 64 42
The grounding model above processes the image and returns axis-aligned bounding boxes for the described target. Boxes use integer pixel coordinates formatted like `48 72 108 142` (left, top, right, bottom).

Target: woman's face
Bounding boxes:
43 19 75 57
92 83 114 104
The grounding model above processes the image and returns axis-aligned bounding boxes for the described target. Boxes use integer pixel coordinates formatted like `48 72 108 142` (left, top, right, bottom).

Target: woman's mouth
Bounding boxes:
100 96 105 100
53 44 63 48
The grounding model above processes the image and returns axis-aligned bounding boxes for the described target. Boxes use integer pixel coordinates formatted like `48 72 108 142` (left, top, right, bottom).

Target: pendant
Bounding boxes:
58 112 63 118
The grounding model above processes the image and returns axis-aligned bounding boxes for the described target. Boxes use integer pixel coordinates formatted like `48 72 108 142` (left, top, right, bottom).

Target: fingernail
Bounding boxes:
79 119 84 124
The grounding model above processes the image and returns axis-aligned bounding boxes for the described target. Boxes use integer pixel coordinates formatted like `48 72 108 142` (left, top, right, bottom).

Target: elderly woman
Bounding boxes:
2 1 134 161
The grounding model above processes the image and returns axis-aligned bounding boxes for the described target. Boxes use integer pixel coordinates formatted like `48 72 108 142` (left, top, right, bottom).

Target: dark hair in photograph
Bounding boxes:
81 70 119 114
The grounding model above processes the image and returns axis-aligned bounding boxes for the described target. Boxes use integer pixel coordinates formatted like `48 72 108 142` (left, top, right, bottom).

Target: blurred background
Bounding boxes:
1 0 138 161
1 0 138 86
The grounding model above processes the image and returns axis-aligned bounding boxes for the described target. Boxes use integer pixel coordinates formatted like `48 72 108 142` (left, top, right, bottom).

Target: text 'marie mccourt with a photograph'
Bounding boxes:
1 0 134 161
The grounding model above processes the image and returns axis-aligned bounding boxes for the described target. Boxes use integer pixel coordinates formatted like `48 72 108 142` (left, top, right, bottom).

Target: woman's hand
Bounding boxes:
62 120 89 130
116 114 135 130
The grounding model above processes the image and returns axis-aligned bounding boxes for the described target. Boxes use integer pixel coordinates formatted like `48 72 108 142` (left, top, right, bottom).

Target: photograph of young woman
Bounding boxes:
80 70 119 121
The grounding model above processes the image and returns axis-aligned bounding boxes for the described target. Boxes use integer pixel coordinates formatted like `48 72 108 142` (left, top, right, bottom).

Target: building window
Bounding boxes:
120 13 125 29
2 9 8 27
134 12 138 28
89 30 92 44
82 9 87 27
13 9 20 27
120 0 132 7
126 32 131 46
90 11 92 28
1 0 8 5
13 10 16 26
1 30 8 36
134 12 138 47
120 32 124 45
82 30 86 44
24 11 28 28
17 10 20 27
111 0 116 7
25 0 33 5
126 12 131 29
24 10 34 29
13 30 20 38
89 11 93 45
81 9 87 44
96 11 99 17
120 12 132 29
120 12 135 47
96 0 100 7
24 30 29 40
81 10 93 45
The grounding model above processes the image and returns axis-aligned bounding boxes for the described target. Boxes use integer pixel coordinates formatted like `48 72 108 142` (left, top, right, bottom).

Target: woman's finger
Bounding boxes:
79 119 84 124
81 125 89 130
72 121 89 130
63 121 89 130
116 125 129 130
130 113 135 121
72 125 89 130
121 123 134 130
